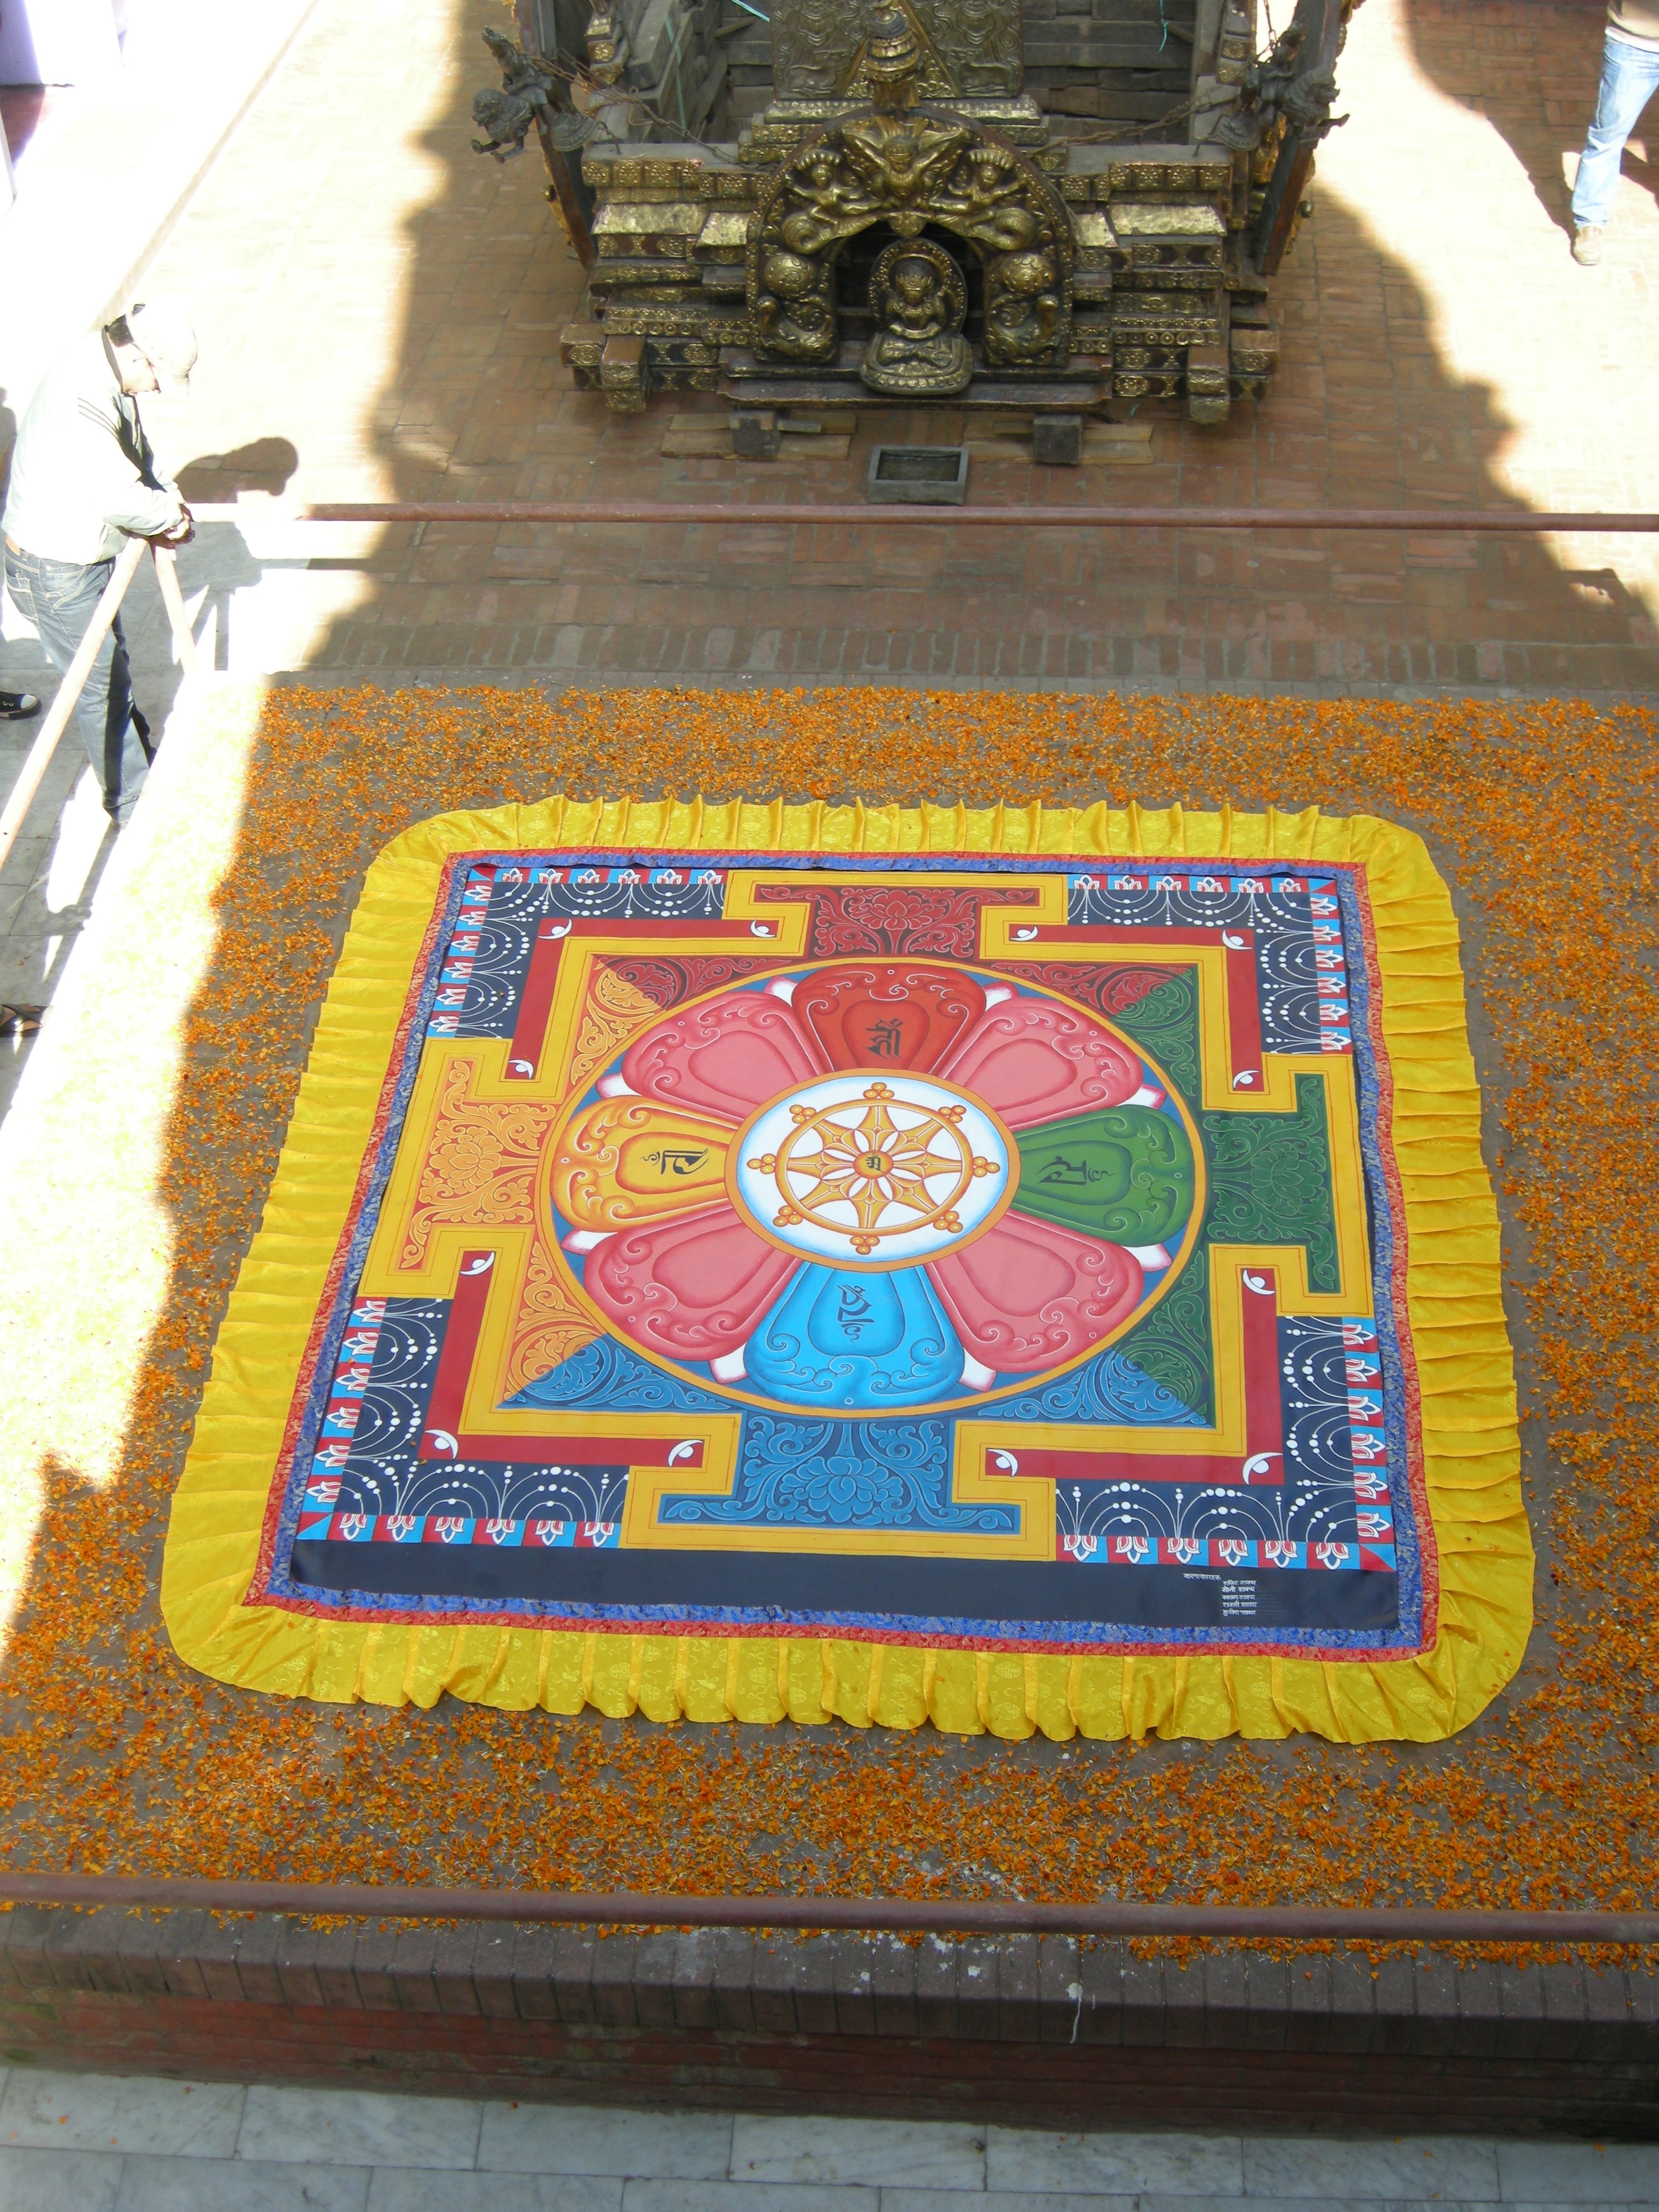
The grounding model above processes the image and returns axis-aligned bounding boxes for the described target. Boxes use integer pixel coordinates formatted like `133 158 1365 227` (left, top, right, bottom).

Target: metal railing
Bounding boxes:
1 1871 1655 1945
288 500 1659 533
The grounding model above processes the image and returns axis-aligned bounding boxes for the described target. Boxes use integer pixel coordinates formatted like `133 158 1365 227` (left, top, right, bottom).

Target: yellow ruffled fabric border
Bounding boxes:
161 796 1530 1742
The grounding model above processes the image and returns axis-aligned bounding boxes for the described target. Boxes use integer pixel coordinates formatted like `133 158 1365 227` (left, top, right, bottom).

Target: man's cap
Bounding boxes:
126 298 198 395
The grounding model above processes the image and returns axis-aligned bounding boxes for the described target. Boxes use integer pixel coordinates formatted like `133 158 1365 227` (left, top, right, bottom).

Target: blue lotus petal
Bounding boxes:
744 1263 966 1408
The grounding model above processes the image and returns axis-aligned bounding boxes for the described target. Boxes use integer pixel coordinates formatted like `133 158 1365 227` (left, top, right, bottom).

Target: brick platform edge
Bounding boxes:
3 1909 1658 2139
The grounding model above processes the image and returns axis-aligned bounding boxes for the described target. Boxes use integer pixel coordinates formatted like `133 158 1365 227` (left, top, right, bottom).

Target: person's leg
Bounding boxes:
99 608 149 811
7 550 149 825
1 551 55 727
1572 34 1659 231
2 546 44 649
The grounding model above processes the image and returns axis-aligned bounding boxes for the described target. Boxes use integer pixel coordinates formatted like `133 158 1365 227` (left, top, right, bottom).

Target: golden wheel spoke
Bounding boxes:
884 1171 935 1213
852 1182 890 1232
855 1102 899 1149
792 1173 855 1213
928 1151 967 1178
888 1130 938 1168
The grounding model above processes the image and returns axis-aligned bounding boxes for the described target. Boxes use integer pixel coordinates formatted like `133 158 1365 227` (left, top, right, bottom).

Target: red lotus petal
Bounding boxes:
582 1204 800 1363
622 988 826 1121
927 1212 1144 1373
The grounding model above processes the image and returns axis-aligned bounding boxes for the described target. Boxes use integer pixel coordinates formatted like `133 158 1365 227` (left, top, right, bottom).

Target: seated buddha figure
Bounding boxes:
861 239 973 397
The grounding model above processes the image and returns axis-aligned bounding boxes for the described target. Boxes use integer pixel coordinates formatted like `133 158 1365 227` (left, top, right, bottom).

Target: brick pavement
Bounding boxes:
30 0 1645 704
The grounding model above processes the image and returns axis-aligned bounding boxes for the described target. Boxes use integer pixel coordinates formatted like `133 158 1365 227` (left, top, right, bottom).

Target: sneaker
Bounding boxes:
1572 224 1604 265
0 690 40 719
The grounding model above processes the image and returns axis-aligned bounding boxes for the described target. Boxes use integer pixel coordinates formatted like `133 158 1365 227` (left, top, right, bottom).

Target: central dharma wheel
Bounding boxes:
733 1074 1014 1266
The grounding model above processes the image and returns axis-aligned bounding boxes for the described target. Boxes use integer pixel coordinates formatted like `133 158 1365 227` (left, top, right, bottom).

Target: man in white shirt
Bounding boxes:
2 300 197 828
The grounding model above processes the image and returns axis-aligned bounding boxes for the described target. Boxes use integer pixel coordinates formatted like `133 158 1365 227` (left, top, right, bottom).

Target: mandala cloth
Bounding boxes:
162 798 1528 1741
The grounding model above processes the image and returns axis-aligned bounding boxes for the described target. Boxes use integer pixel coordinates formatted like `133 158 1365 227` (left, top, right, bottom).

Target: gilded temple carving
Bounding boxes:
773 0 1022 104
863 238 972 394
1214 23 1342 150
771 0 867 100
837 6 960 102
551 0 1346 425
748 8 1071 375
919 0 1023 95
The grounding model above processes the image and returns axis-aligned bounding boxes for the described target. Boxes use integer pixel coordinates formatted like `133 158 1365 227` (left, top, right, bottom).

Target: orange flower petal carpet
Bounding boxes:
0 683 1650 1923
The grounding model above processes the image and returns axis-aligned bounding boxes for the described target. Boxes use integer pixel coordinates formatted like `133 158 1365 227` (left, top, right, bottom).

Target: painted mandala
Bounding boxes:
166 825 1528 1728
549 961 1201 1410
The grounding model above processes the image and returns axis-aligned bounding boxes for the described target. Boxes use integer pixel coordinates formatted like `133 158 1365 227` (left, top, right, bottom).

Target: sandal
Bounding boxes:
0 1003 43 1035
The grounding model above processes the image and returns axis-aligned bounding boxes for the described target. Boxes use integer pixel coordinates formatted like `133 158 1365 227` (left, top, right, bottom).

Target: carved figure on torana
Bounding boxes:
548 0 1357 429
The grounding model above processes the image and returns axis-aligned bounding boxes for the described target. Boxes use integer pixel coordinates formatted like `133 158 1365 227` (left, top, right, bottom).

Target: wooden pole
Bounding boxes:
0 533 148 872
150 543 200 676
537 128 596 267
1250 0 1347 276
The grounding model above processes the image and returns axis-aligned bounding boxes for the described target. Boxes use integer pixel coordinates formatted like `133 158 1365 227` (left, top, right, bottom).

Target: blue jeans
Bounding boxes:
1573 32 1659 227
3 541 151 826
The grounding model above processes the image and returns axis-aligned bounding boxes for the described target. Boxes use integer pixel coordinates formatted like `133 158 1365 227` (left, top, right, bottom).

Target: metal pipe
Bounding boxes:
0 534 147 872
1 1872 1655 1944
284 500 1659 533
